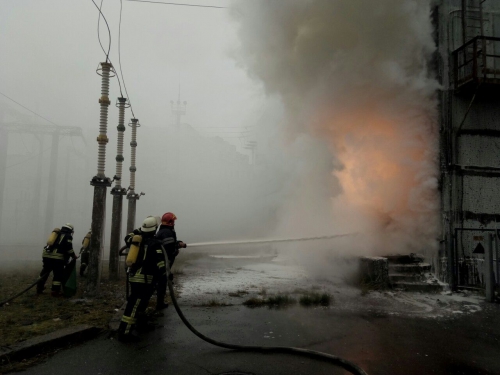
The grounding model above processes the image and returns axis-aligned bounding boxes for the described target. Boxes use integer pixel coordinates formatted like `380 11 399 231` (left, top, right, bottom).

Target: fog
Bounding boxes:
0 0 440 266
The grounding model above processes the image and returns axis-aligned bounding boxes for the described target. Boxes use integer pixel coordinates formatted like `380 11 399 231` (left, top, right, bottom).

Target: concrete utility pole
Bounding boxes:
87 62 113 295
126 118 144 233
109 97 128 280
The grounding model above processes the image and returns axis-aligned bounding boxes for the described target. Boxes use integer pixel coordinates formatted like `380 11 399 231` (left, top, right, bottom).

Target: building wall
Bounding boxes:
438 0 500 287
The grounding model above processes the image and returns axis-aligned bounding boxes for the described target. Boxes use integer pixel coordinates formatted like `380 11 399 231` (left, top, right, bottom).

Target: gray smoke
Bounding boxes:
230 0 440 258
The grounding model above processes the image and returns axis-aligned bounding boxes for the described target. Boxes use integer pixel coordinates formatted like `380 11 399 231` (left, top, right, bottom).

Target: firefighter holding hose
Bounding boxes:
118 216 167 342
155 212 186 310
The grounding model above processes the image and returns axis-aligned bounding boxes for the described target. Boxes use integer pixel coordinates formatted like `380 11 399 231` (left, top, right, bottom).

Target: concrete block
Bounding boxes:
359 256 389 288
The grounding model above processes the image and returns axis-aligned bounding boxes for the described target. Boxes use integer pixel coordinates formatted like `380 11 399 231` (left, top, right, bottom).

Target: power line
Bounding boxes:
118 0 136 118
91 0 111 61
0 91 61 127
90 0 124 97
126 0 226 9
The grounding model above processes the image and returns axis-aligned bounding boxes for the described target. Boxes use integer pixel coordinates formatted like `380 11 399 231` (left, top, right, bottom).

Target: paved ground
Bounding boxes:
21 250 500 375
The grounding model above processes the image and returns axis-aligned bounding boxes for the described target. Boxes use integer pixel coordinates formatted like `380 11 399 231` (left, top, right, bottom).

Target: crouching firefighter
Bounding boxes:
155 212 186 310
37 224 78 297
118 216 167 342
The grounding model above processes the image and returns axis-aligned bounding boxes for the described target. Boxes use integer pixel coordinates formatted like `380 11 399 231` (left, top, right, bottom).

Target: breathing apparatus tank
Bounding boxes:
82 231 91 250
46 228 61 248
126 235 143 267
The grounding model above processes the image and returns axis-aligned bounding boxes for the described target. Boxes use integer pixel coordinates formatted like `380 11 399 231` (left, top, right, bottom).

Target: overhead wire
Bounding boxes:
90 0 124 97
118 0 136 118
0 91 86 148
0 91 61 127
126 0 226 9
91 0 111 62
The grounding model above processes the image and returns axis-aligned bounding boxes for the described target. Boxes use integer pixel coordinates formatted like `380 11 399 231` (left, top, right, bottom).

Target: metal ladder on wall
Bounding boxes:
462 0 486 43
461 0 488 79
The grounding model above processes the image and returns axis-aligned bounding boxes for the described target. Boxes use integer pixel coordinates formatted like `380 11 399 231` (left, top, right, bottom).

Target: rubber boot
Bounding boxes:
156 302 169 310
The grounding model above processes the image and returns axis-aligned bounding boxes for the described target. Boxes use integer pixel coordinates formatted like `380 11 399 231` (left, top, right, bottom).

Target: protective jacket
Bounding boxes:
128 231 166 285
155 225 182 265
38 226 75 294
42 226 75 261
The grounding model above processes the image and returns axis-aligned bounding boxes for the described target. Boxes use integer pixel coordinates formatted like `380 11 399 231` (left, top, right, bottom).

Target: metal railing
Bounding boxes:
452 36 500 90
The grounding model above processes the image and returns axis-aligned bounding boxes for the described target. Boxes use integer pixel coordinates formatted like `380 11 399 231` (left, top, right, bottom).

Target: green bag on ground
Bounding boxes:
63 260 77 297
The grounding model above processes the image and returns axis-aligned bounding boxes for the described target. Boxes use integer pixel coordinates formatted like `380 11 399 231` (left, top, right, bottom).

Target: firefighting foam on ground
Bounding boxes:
231 0 441 260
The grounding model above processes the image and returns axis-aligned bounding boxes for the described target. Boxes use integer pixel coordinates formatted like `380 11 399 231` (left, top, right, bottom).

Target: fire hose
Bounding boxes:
160 246 369 375
0 276 45 307
0 259 77 307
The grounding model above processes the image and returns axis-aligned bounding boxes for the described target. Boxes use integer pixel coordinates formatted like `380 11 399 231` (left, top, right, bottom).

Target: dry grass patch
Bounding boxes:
228 290 249 298
243 294 296 309
299 292 332 307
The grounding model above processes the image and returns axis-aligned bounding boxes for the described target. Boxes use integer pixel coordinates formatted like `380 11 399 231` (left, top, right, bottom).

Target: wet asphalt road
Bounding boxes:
22 255 500 375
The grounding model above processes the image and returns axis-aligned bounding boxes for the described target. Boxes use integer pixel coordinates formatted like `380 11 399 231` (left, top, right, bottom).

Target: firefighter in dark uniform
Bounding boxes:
37 223 78 297
118 216 167 342
155 212 186 310
79 230 91 276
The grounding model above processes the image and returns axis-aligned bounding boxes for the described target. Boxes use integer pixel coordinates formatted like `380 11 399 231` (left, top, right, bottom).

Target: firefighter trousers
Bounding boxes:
37 258 65 293
119 282 155 335
156 276 167 308
80 251 89 276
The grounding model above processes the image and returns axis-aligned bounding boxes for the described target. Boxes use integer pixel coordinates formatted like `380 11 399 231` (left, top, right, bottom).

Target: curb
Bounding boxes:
0 324 101 364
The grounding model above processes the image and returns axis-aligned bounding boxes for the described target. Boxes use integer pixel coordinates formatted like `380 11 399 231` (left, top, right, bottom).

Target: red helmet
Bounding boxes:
161 212 177 226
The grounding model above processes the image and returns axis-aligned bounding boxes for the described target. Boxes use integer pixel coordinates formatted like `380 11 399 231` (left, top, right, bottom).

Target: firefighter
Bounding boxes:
79 229 91 276
37 223 78 297
118 216 167 342
155 212 186 310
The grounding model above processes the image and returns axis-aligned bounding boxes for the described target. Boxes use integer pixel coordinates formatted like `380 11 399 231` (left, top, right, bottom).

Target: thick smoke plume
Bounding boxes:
231 0 440 257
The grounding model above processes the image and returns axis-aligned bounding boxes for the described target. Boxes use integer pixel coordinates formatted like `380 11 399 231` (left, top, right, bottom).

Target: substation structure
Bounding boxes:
437 0 500 294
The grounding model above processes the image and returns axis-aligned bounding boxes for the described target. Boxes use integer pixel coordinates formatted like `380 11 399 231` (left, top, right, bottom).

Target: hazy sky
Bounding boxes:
1 1 441 261
0 0 266 151
0 0 285 248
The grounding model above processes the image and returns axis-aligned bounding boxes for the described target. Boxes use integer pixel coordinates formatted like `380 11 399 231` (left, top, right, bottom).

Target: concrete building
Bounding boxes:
437 0 500 289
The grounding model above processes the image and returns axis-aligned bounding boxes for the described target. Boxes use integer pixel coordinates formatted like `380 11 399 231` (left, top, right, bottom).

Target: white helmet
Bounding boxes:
141 216 158 233
63 223 74 232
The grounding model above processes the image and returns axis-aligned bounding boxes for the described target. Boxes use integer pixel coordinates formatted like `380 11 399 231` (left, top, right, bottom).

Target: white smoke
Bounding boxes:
231 0 440 258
